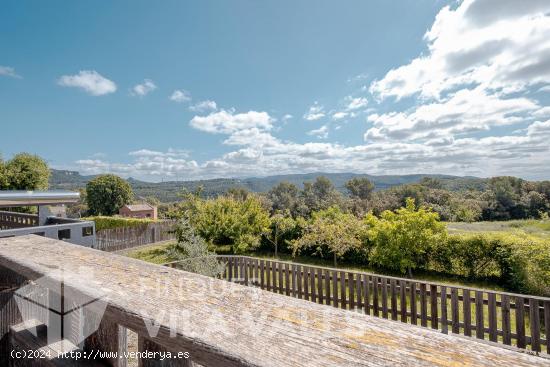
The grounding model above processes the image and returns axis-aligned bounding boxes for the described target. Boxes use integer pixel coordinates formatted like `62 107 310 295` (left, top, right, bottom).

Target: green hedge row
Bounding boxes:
432 232 550 296
84 216 158 231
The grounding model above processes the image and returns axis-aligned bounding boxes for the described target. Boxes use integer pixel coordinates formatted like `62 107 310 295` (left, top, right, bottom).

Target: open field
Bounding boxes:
447 219 550 240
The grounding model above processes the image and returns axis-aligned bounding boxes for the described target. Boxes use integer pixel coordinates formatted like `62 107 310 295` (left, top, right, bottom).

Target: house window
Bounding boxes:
146 214 151 217
58 229 71 240
82 226 94 237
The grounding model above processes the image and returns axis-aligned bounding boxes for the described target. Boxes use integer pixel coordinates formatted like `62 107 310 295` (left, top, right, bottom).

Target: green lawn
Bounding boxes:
447 219 550 239
125 242 176 264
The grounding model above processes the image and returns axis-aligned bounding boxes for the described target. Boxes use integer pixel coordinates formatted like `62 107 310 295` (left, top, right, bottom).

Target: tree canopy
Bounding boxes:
86 174 133 216
365 198 446 277
184 194 271 254
345 177 375 199
292 206 365 266
0 153 50 190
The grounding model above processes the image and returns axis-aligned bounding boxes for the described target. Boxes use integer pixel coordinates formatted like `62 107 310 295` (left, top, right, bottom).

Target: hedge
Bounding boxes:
433 232 550 296
84 216 158 231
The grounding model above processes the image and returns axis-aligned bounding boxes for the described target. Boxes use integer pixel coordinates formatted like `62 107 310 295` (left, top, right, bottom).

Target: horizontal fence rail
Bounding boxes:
168 255 550 355
94 221 176 251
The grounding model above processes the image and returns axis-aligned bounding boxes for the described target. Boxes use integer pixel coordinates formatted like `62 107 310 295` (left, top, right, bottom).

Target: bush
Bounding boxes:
184 194 271 254
365 198 447 277
85 216 158 231
435 232 550 296
165 219 226 277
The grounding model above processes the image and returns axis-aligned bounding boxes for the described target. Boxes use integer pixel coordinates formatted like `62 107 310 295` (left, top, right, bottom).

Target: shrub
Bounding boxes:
165 219 226 277
85 216 158 231
184 194 271 254
436 232 550 296
365 198 447 277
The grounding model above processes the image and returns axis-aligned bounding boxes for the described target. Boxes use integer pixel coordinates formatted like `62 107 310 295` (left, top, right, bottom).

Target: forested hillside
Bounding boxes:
50 169 485 202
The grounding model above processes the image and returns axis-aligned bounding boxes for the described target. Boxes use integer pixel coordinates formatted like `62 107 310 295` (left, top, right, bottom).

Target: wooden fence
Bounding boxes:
94 221 176 251
211 256 549 354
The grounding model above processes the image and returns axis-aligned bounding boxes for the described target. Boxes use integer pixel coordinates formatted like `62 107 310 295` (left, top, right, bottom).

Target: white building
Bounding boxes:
0 191 95 247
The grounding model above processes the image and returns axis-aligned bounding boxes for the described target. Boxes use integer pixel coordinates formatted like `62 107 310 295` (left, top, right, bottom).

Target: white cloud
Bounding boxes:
365 87 538 141
131 79 157 97
0 65 21 78
332 112 348 121
190 109 273 134
189 100 217 112
282 114 293 123
307 125 329 139
534 106 550 119
169 89 191 103
57 70 116 96
345 97 368 111
74 117 550 180
129 148 190 158
370 0 550 100
303 102 325 121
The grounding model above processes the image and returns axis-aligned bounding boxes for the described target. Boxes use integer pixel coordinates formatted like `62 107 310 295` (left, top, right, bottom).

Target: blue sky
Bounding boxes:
2 0 550 181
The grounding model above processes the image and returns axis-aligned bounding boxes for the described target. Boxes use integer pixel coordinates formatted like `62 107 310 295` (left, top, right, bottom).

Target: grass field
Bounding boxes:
447 219 550 239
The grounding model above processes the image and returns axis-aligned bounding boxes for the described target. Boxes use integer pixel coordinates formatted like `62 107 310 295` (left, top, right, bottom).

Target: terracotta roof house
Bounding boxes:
119 203 157 219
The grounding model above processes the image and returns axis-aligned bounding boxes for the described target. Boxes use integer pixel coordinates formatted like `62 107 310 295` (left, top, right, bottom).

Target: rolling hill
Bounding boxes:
49 169 485 202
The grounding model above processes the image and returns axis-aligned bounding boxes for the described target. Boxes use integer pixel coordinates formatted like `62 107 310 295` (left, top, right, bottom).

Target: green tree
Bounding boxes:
345 177 375 216
267 181 301 216
0 156 8 189
226 187 250 201
4 153 50 190
292 206 365 266
345 177 375 199
165 219 226 277
520 191 548 218
66 188 89 218
265 211 298 257
419 177 443 189
365 198 446 277
86 174 133 215
185 194 271 253
300 176 343 216
484 176 524 220
143 196 161 207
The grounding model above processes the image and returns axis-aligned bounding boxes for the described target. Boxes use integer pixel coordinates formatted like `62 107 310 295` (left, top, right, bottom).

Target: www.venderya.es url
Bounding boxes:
11 349 191 361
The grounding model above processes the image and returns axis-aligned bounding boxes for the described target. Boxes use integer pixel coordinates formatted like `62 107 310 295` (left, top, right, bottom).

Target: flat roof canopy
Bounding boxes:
0 190 80 207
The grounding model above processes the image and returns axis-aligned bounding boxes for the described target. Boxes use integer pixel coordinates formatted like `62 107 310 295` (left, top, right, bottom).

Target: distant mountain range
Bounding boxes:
49 169 486 202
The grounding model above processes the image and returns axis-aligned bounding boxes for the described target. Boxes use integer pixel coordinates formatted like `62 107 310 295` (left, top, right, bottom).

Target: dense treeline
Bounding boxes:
167 179 550 296
255 175 550 222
